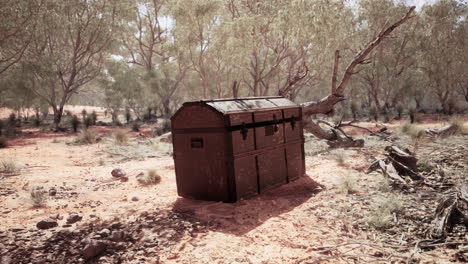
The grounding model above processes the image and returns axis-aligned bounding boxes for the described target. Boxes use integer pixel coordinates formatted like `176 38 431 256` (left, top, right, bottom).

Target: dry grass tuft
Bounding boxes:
338 174 358 195
137 169 162 185
30 187 47 207
113 130 128 145
0 160 21 175
76 129 98 144
366 194 403 230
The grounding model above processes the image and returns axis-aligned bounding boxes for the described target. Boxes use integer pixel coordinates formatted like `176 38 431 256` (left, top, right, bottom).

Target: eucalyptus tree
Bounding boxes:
418 0 468 113
24 0 118 130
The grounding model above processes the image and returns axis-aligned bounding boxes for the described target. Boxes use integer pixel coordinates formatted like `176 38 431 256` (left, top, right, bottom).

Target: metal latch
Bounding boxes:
240 122 248 140
273 114 279 133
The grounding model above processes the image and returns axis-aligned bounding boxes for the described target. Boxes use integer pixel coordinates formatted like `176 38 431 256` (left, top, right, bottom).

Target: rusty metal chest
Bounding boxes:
171 96 305 202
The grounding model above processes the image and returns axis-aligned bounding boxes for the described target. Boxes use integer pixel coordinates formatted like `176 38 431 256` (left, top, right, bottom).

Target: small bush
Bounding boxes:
84 116 93 128
417 159 435 172
113 130 128 145
366 194 403 230
448 115 465 135
132 122 140 132
65 110 72 116
98 158 105 166
90 111 98 125
376 177 392 192
81 109 87 121
368 106 379 122
0 160 20 174
0 120 4 135
125 109 132 124
350 101 360 120
333 152 346 165
30 187 47 207
33 117 41 127
77 129 97 144
338 174 358 194
401 123 424 139
137 169 162 185
8 113 16 126
70 115 80 132
395 104 404 120
408 107 416 123
0 137 7 148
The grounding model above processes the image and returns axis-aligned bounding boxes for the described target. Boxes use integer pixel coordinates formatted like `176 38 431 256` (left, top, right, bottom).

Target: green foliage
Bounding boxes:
81 109 87 121
84 116 93 128
137 169 162 185
8 113 16 126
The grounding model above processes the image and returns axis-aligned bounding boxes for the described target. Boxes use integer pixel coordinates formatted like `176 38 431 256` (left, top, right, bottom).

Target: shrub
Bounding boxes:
448 115 465 135
137 169 162 185
33 117 41 127
350 101 360 120
65 110 72 116
125 109 132 124
98 158 105 166
376 177 392 192
70 115 80 132
81 109 87 121
366 194 403 230
0 160 20 174
90 111 98 125
30 187 47 207
8 113 16 126
84 116 93 128
77 129 97 144
333 152 346 166
0 120 4 135
417 159 435 172
408 107 416 123
104 110 108 118
368 106 379 122
0 137 7 148
132 122 140 132
338 174 358 195
113 130 128 145
401 123 424 139
395 104 404 120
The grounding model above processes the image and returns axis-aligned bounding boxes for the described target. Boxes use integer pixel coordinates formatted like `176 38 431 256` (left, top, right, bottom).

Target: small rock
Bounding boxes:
97 229 111 238
49 213 62 220
120 176 129 182
109 230 125 242
36 218 58 230
131 196 139 202
81 239 106 260
49 188 57 196
9 226 24 232
67 212 83 224
111 168 126 178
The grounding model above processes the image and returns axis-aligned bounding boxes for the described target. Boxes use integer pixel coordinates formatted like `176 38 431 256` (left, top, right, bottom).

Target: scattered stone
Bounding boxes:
36 218 58 230
109 230 125 242
120 176 129 182
111 168 126 178
131 196 139 202
81 239 106 260
49 213 62 220
67 213 83 224
97 229 111 238
10 227 24 232
48 187 57 196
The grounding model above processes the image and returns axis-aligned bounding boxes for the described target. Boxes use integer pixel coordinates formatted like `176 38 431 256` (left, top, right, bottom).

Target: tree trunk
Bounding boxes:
52 106 64 131
301 7 415 144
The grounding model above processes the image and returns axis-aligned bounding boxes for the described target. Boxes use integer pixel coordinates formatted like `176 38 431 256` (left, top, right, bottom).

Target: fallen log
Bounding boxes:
431 181 468 238
426 124 460 136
